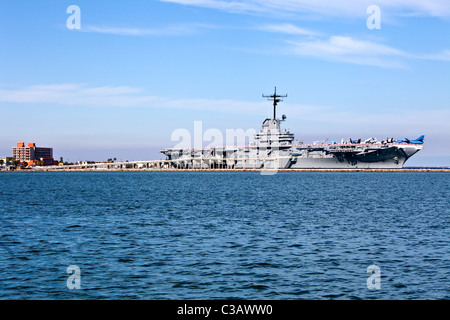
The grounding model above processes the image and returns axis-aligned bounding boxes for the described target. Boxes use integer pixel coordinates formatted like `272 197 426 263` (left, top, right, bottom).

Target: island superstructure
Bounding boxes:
161 88 423 169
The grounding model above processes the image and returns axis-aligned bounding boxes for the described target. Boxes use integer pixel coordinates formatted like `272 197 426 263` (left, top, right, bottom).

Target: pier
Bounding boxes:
22 158 270 171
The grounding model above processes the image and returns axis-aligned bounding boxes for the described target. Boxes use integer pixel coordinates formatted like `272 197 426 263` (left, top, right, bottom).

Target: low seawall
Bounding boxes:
2 168 449 173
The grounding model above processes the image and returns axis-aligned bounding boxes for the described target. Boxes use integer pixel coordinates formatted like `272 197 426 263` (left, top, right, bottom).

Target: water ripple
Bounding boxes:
0 171 448 299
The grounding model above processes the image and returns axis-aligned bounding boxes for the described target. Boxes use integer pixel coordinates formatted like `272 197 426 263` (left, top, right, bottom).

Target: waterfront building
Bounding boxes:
12 142 55 166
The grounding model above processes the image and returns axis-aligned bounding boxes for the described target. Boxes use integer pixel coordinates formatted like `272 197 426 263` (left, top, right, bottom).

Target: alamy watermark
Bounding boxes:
367 265 381 290
171 121 256 150
66 265 81 290
66 5 81 30
367 5 381 29
66 5 381 31
170 121 280 174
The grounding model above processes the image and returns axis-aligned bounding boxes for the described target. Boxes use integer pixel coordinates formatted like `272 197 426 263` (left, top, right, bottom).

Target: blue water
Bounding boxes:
0 172 448 300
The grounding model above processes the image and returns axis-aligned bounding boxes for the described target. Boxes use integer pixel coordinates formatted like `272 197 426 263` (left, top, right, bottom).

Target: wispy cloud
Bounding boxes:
286 35 407 67
0 84 323 116
282 34 450 67
257 23 318 36
160 0 450 18
253 18 450 67
1 83 448 137
418 49 450 62
82 23 215 36
160 0 264 14
0 84 153 107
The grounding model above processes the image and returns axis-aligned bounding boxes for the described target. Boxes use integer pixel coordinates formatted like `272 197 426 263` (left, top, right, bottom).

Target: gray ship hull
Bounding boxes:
161 143 422 170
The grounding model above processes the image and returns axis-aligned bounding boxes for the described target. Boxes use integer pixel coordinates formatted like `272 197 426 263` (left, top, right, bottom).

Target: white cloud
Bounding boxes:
282 34 450 66
286 35 407 67
254 20 450 67
160 0 450 17
257 23 318 36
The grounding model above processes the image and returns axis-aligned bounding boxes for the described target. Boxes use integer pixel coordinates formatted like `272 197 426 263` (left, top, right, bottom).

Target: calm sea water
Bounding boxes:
0 171 448 300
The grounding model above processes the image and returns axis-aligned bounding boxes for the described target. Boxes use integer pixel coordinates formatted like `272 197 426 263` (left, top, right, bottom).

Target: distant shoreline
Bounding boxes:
2 168 449 173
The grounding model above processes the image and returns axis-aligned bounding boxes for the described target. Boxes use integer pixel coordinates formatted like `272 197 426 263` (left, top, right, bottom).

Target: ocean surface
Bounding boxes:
0 171 448 300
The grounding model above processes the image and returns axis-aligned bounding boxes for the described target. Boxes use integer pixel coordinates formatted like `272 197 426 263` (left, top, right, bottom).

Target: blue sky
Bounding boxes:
0 0 449 165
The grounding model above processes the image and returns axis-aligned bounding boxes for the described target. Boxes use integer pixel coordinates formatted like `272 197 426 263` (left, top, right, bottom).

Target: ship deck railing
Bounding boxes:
169 142 413 151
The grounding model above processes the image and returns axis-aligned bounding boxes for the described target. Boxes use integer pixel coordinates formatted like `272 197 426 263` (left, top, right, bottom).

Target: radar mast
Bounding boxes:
262 86 287 120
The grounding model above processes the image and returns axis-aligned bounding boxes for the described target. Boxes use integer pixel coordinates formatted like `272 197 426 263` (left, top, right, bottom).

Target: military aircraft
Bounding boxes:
395 135 425 144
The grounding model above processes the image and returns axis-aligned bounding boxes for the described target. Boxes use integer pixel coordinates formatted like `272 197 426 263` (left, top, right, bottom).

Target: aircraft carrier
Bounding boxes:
161 88 424 169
